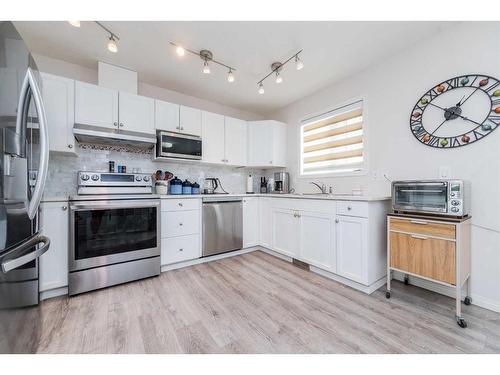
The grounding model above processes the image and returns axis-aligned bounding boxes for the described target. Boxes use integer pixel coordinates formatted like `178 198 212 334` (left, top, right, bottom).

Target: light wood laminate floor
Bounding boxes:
7 250 500 353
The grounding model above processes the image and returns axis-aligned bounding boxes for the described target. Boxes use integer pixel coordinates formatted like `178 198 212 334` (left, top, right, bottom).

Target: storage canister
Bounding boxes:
170 176 183 195
182 179 192 195
191 182 200 194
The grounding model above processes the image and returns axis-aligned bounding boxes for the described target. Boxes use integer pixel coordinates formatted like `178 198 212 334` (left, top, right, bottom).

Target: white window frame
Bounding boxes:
298 97 368 179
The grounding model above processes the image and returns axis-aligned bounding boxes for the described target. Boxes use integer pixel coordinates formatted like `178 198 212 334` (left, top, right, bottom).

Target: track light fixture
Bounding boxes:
68 21 81 28
170 42 236 82
95 22 120 53
256 50 303 94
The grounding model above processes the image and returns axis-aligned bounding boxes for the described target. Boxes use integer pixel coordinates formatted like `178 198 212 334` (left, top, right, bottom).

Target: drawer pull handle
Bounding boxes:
410 220 428 225
411 234 428 240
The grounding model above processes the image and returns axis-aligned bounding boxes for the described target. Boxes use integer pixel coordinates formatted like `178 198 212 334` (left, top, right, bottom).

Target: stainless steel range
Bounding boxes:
68 171 160 296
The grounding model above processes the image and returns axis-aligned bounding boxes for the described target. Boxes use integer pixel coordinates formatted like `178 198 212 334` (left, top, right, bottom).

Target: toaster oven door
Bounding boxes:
393 181 448 213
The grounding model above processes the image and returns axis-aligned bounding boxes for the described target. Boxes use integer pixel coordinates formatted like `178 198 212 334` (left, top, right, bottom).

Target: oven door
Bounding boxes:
393 181 449 214
157 131 202 160
69 199 160 272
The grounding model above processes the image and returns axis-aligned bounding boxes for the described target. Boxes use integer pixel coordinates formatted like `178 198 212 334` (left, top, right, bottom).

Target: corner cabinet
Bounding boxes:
247 120 287 168
39 201 69 293
40 73 76 154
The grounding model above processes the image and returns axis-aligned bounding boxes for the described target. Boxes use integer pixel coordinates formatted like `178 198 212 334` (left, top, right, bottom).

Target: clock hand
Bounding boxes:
431 118 449 135
459 87 480 107
456 95 465 107
426 101 482 126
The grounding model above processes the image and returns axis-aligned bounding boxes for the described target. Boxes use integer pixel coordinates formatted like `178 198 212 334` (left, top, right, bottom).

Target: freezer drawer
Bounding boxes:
202 199 242 257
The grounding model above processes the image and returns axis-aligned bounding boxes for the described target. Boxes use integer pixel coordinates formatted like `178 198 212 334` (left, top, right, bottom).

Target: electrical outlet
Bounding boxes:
438 166 451 179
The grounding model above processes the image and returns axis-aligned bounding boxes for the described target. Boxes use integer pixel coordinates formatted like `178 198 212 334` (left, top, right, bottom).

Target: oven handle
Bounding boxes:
69 200 160 210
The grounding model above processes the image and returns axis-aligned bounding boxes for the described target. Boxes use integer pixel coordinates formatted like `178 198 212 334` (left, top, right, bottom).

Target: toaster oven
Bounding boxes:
392 180 470 217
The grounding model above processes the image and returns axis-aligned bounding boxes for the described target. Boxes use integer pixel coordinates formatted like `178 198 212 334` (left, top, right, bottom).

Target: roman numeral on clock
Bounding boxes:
492 99 500 106
446 77 460 88
427 88 439 100
428 136 440 146
452 137 460 147
415 128 427 138
488 115 500 126
485 80 500 94
472 130 485 140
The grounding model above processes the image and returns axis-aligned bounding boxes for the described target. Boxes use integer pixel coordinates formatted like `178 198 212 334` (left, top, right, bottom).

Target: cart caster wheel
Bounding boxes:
404 276 409 285
464 297 472 305
385 291 391 299
456 317 467 328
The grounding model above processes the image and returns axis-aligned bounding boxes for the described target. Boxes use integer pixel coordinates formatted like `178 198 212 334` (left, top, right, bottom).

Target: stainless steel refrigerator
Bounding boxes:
0 21 50 353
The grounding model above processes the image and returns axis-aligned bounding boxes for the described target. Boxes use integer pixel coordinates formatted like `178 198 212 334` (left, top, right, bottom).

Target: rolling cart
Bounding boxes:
386 213 472 328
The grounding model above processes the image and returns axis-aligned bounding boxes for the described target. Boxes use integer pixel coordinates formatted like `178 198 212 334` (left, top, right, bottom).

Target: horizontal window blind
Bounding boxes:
300 101 364 176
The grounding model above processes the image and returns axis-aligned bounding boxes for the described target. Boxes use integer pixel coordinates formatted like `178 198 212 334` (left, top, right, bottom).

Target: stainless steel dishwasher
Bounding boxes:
202 196 243 257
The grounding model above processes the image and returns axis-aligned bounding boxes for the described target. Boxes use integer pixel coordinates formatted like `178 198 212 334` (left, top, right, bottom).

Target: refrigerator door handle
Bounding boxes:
1 235 50 273
23 68 49 220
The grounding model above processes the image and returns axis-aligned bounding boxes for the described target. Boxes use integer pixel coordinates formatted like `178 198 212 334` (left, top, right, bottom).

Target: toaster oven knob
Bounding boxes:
81 173 89 181
451 200 460 206
135 175 142 181
143 176 151 182
451 207 459 213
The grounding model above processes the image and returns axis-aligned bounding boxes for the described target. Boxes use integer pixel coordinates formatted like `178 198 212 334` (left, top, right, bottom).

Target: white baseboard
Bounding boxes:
40 286 68 301
258 247 293 262
161 247 257 272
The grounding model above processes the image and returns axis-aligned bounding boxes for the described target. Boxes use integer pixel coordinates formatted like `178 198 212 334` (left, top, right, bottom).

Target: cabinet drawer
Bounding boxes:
390 218 455 239
390 232 456 285
161 198 200 212
336 201 368 217
161 234 200 265
161 210 200 237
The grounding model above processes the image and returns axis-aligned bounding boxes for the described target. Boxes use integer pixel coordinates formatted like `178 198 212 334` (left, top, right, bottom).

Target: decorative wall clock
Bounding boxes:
410 74 500 148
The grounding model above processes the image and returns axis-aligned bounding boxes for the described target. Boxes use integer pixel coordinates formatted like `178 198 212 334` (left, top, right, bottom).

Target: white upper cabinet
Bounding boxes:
155 100 180 132
202 111 225 164
179 105 202 136
41 73 76 154
224 116 247 166
247 120 286 168
75 81 118 130
118 91 155 134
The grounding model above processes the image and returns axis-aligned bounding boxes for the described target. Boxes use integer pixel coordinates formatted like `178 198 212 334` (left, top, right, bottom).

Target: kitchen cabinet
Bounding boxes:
75 81 118 130
41 73 76 154
202 111 225 164
179 105 202 136
243 197 259 248
259 197 273 249
118 91 155 134
335 215 368 284
155 99 180 132
39 201 69 292
299 211 336 271
247 120 286 168
224 116 247 166
272 208 300 257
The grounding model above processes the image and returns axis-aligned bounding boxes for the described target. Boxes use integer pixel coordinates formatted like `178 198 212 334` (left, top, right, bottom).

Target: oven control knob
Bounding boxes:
450 192 456 198
143 176 151 182
451 200 460 206
81 174 89 181
135 176 142 182
91 174 99 181
451 207 459 213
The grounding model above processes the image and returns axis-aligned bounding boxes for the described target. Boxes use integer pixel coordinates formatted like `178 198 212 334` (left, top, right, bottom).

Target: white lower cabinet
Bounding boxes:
335 215 368 284
259 198 272 249
160 198 202 266
272 208 300 258
243 197 259 247
299 211 336 272
39 201 69 292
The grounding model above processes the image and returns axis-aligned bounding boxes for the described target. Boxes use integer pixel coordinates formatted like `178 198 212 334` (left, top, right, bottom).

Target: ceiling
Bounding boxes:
14 21 454 115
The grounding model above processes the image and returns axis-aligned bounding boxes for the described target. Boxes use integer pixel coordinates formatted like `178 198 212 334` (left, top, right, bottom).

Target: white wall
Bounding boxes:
271 22 500 312
32 53 264 121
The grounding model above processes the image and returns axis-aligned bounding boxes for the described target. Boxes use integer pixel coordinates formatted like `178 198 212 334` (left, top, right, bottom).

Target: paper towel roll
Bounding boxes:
246 174 254 193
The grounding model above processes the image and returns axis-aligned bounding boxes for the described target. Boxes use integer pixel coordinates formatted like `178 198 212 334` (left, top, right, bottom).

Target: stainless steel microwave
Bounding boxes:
392 180 470 217
156 131 202 160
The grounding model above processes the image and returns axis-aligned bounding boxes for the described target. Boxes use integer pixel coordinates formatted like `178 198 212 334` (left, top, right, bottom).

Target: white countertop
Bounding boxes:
42 193 390 203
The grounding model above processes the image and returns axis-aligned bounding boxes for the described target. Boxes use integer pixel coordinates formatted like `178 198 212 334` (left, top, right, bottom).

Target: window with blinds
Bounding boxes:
300 101 364 176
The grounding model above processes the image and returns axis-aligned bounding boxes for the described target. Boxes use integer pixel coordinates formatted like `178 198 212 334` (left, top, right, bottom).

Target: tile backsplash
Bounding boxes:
45 144 279 198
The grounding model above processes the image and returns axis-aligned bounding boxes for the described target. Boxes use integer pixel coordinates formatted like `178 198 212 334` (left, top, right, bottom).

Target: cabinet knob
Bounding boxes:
119 123 124 127
180 127 184 131
335 219 339 223
113 122 118 127
269 161 273 164
179 248 183 252
68 144 73 149
347 206 352 210
62 206 68 211
178 202 183 207
179 222 183 226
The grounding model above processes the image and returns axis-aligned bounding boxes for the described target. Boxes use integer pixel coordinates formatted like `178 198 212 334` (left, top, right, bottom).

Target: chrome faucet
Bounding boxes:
310 181 327 194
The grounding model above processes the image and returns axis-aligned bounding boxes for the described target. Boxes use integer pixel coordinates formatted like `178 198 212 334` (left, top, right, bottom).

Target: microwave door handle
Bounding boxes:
25 68 50 220
1 235 50 273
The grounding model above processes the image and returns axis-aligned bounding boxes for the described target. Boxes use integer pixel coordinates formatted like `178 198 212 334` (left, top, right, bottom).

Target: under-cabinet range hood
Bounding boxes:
73 124 156 149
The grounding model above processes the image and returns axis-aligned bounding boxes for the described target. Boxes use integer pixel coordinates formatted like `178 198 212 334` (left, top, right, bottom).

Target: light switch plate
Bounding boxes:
438 166 451 178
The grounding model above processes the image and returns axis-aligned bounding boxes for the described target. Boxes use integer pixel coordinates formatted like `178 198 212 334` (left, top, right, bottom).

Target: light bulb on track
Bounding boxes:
275 72 283 84
107 36 118 53
258 83 265 94
176 46 185 56
295 55 304 70
203 61 211 74
68 21 81 28
227 69 235 82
